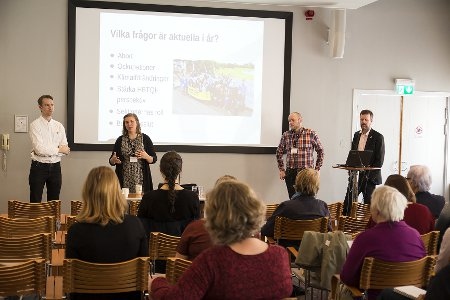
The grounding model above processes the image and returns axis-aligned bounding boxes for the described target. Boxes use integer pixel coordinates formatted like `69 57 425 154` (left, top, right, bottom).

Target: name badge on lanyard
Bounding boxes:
130 156 138 163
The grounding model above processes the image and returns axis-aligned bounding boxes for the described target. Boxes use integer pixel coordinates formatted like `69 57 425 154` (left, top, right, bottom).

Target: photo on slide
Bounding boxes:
173 59 254 117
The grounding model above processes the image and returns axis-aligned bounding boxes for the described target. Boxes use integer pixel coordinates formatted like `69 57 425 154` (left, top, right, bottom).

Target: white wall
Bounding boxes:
0 0 449 214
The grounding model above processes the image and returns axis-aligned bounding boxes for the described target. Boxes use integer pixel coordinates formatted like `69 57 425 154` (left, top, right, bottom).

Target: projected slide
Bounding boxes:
69 2 292 152
98 12 262 144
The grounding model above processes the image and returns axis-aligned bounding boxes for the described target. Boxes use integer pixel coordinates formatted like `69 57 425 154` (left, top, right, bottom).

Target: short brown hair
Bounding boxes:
77 166 127 226
37 95 53 106
294 168 320 196
205 180 265 245
360 109 373 120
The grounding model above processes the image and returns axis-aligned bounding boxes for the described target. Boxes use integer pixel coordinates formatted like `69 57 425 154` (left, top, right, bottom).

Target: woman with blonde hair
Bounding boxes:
261 168 331 247
150 180 293 299
175 174 236 261
66 166 148 300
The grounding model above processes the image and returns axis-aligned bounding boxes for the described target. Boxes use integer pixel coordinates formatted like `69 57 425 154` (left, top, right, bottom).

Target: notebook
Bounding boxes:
393 285 426 299
337 150 373 167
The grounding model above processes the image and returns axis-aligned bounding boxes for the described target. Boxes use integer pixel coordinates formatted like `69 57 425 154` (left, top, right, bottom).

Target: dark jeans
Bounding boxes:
29 161 62 203
343 172 376 216
285 168 302 199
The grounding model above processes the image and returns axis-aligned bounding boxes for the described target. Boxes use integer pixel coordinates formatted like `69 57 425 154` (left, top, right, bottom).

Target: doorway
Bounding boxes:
353 89 449 199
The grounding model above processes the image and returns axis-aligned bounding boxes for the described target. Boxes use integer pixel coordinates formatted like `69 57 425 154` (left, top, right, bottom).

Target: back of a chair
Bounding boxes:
0 216 55 238
166 257 192 285
66 215 77 232
328 202 343 230
8 200 61 222
273 216 329 242
359 256 435 291
129 200 141 216
0 233 52 263
337 216 368 238
265 204 279 220
0 259 46 298
70 200 83 216
421 231 439 256
149 232 180 262
63 257 149 295
350 202 371 221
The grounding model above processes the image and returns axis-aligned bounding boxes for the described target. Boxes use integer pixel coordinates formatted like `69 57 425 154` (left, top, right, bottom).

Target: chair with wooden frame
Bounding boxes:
8 200 61 230
267 216 329 249
421 230 440 256
0 259 47 299
0 216 55 238
0 233 52 264
63 257 149 299
337 216 368 239
265 204 279 220
165 257 192 285
149 232 180 274
350 202 371 221
328 202 343 230
66 215 77 232
330 255 436 300
70 200 83 216
271 214 330 297
129 200 141 216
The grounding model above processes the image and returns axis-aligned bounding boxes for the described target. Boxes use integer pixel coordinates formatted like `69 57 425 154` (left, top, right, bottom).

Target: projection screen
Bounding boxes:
68 0 292 153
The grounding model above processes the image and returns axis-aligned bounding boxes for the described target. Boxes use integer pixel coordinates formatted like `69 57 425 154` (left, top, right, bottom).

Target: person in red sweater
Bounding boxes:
175 175 236 261
150 180 293 299
366 174 434 234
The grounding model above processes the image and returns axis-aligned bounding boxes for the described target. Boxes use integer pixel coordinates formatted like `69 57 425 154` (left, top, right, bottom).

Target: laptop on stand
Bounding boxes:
338 150 373 167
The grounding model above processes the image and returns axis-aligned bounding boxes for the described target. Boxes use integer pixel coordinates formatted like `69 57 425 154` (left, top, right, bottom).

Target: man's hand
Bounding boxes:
58 145 70 155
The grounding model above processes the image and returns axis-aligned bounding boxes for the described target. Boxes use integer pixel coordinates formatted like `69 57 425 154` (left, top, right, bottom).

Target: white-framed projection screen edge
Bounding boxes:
67 0 292 154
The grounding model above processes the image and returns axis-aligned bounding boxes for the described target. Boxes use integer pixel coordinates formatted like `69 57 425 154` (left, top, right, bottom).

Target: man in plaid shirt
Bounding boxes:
276 112 324 198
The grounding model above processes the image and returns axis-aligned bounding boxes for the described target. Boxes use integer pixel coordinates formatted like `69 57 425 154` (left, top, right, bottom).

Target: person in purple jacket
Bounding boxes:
340 185 426 300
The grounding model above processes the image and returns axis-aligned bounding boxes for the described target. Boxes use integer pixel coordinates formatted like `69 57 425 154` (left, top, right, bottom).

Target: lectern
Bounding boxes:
333 165 380 203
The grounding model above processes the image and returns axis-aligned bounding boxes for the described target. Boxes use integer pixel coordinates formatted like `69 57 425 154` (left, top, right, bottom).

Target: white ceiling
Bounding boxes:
190 0 379 9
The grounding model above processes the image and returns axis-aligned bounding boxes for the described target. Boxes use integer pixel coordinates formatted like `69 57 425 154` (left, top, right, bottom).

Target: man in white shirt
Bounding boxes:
29 95 70 203
343 110 385 215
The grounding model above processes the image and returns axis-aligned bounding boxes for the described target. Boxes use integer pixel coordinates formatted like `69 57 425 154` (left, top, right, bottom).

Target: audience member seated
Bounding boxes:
260 168 331 248
66 166 148 300
366 174 434 234
340 186 426 300
175 175 236 261
435 227 450 274
376 227 450 300
150 180 293 299
435 201 450 250
407 165 445 219
137 151 200 236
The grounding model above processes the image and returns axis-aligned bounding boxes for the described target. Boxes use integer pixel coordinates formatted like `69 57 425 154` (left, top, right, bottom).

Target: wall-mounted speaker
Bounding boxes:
328 9 346 58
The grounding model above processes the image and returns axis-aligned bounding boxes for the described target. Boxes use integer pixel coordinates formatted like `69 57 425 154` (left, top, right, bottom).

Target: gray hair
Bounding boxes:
407 165 432 192
371 185 407 222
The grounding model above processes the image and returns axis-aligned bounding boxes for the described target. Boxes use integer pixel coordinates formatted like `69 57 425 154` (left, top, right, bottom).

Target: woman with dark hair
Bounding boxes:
366 174 434 234
138 151 199 273
137 151 199 236
109 113 157 194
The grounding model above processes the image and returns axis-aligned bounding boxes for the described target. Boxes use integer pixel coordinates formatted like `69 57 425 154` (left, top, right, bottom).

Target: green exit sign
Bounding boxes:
396 84 414 95
395 79 415 95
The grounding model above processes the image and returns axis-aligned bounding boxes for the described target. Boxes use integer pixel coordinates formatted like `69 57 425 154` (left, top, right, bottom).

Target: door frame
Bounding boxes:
353 89 450 200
